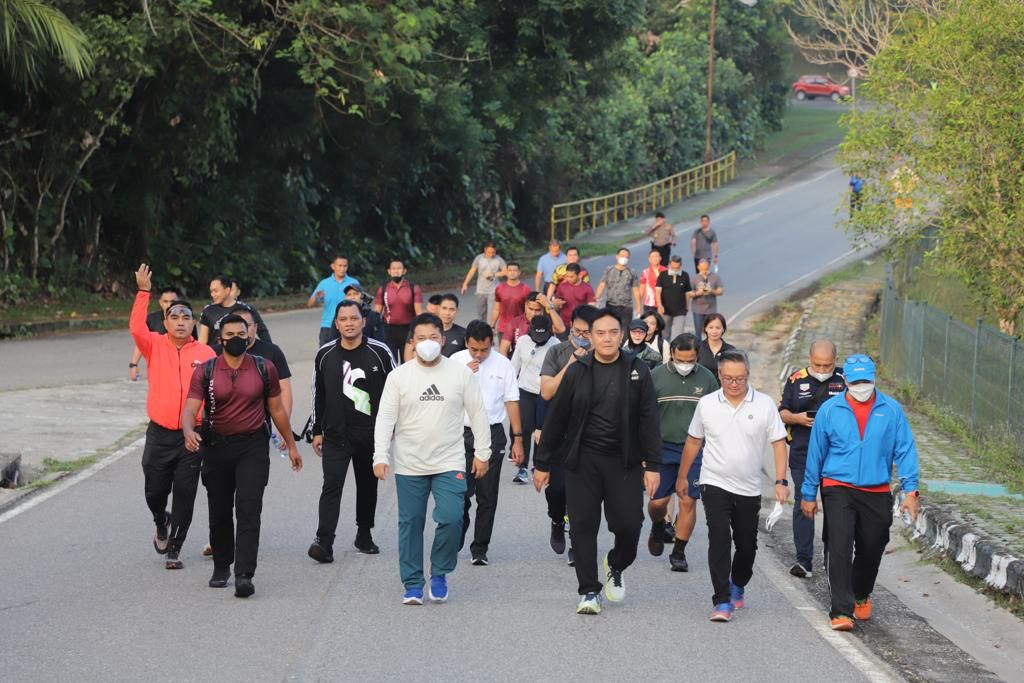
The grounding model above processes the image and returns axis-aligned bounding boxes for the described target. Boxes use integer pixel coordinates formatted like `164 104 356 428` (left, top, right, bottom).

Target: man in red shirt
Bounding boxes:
498 292 566 357
374 259 424 362
552 264 596 328
491 262 530 344
181 314 302 598
130 264 215 571
639 249 667 313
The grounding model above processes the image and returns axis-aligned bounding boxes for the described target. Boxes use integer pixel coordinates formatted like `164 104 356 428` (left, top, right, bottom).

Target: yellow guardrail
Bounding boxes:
550 151 737 241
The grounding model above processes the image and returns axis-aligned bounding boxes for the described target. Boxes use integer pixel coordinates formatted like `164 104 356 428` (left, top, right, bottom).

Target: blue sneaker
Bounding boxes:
402 587 424 606
709 602 734 622
428 575 448 603
730 582 745 609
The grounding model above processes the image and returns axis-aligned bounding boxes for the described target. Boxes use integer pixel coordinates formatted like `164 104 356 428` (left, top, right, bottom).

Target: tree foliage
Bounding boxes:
0 0 790 301
839 0 1024 334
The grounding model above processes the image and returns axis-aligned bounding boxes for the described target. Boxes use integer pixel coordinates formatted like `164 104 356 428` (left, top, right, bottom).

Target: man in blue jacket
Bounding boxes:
800 354 920 632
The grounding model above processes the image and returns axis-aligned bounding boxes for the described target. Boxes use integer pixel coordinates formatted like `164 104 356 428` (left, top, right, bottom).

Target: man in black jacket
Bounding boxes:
308 300 398 562
534 308 662 615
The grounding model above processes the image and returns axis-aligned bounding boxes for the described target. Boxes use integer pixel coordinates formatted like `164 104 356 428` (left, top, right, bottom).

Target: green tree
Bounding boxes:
0 0 92 88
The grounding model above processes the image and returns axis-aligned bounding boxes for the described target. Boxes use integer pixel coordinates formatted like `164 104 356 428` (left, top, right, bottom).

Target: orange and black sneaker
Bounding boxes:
854 597 873 621
831 615 855 632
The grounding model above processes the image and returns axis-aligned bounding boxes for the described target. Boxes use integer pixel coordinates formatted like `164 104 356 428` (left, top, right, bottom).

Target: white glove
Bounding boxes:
765 501 785 532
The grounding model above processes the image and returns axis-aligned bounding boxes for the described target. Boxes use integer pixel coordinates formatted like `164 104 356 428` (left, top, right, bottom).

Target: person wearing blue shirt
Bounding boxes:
534 240 567 293
309 255 360 346
849 175 865 213
800 353 920 632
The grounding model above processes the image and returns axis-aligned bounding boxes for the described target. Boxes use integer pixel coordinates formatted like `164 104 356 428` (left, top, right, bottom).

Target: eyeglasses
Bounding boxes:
720 376 748 385
571 329 591 338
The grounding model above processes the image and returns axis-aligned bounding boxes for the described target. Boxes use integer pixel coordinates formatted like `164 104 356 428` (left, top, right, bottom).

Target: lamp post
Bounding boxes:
704 0 758 163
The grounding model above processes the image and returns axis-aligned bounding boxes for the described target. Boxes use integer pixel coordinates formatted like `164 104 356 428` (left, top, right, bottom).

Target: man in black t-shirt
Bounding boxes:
308 300 398 562
198 275 271 345
655 255 692 341
438 293 466 358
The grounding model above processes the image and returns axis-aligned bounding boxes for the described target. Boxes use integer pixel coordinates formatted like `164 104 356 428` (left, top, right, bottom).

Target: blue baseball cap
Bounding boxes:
843 354 876 383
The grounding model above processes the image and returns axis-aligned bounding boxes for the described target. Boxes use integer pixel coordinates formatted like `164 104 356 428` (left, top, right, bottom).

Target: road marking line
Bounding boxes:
0 437 145 525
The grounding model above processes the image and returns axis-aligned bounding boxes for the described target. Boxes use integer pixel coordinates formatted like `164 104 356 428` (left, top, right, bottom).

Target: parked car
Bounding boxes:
792 75 850 102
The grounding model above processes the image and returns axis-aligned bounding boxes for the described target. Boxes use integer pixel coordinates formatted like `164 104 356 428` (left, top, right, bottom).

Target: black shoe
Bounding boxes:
790 562 813 579
567 547 575 567
153 511 170 555
165 549 183 570
209 567 230 588
471 551 489 566
308 542 334 564
234 575 255 598
549 520 566 555
669 551 689 572
648 522 666 557
662 522 676 544
354 531 380 555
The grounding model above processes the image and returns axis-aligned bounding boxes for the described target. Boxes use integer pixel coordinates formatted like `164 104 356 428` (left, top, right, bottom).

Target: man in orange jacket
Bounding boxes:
131 263 216 569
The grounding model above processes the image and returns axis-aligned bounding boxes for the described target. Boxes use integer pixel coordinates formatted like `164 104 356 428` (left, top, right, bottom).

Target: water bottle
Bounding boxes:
270 432 288 458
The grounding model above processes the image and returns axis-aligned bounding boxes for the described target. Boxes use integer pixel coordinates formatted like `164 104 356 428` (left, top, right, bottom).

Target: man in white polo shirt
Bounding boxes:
678 348 788 623
451 320 524 566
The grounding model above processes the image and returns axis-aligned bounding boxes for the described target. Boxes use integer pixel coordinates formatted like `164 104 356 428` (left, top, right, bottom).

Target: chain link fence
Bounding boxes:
880 281 1023 445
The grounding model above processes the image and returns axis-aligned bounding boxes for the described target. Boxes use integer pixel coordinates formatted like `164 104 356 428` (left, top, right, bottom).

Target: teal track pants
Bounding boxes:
395 471 467 589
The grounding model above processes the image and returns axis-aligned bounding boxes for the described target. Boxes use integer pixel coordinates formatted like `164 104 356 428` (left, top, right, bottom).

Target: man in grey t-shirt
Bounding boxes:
690 214 719 271
594 247 641 329
461 240 507 322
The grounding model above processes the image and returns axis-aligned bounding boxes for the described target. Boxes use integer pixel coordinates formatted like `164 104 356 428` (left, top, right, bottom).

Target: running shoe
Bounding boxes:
402 587 424 605
567 547 575 567
234 575 255 598
603 553 625 603
662 522 676 544
428 575 448 603
354 530 380 555
576 592 602 615
709 603 734 622
669 550 689 572
512 468 530 484
854 597 873 621
831 615 855 631
789 562 812 579
208 567 230 588
165 549 183 570
307 541 334 564
471 551 489 566
549 520 566 555
730 582 745 609
648 522 666 556
153 511 170 555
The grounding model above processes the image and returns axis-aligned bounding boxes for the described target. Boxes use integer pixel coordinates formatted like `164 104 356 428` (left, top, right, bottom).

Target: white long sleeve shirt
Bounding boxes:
373 356 491 476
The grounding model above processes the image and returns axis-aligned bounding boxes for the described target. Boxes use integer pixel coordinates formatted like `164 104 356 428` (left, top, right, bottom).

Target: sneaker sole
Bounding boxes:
471 559 488 566
234 585 255 598
602 554 625 603
402 597 424 606
790 564 812 578
709 613 732 622
576 605 601 615
427 590 448 604
165 560 183 570
831 620 855 632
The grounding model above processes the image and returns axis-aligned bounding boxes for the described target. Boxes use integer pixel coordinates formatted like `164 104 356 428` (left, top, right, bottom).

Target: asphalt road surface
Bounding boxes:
0 152 903 682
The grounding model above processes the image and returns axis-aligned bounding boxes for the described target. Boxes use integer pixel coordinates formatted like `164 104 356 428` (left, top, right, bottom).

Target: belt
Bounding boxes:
211 429 265 443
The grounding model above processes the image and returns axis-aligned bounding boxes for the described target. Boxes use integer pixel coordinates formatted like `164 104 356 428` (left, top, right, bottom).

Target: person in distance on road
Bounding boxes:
801 354 920 632
308 254 360 347
535 239 567 294
374 258 424 363
491 262 531 347
546 245 590 299
437 293 467 357
535 308 661 616
509 313 560 485
451 321 524 566
655 255 692 341
307 300 397 564
689 214 719 272
689 259 724 339
594 247 641 329
130 264 216 570
778 340 845 579
181 314 302 598
678 349 789 623
551 263 596 330
460 240 508 323
197 275 271 345
426 294 443 316
499 290 565 357
646 211 676 268
639 249 667 315
647 333 719 572
372 313 491 605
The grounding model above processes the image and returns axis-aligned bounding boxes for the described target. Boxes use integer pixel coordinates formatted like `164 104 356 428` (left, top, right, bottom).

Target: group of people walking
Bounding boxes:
127 213 920 631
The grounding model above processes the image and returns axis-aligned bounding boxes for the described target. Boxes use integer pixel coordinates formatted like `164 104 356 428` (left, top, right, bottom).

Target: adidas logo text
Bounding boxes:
419 384 445 401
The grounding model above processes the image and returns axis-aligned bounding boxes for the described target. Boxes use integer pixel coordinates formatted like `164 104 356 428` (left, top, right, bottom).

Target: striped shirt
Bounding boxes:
650 362 719 444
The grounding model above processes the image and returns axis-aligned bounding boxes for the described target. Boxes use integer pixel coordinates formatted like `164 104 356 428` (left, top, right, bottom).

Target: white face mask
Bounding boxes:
847 382 875 403
668 268 681 276
616 257 629 266
809 369 833 382
415 339 442 362
674 362 696 376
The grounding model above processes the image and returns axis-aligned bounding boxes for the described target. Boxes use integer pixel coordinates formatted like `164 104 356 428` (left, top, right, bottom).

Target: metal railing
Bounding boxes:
880 281 1023 445
549 151 737 241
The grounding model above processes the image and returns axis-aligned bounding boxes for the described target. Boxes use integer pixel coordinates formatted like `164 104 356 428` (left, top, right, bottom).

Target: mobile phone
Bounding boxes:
806 410 817 418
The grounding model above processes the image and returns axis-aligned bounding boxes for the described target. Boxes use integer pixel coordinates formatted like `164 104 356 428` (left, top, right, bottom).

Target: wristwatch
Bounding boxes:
775 479 789 486
128 363 139 368
511 432 523 439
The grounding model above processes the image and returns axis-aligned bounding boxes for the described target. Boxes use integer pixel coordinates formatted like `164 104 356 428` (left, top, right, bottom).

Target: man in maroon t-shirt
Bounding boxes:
182 314 302 598
491 262 530 342
498 291 566 357
374 259 424 362
552 263 596 328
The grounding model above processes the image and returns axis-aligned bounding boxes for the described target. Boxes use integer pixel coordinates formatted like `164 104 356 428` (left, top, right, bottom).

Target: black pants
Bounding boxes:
383 323 410 365
565 453 643 595
651 242 670 267
315 429 378 547
789 455 815 569
319 326 339 347
822 486 892 618
462 424 507 554
519 390 548 470
607 305 633 330
701 484 760 606
141 421 201 551
546 464 567 524
202 432 270 577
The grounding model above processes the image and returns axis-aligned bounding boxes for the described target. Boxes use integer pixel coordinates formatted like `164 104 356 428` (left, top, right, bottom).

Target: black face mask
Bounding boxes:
529 330 552 345
224 336 248 357
391 275 403 283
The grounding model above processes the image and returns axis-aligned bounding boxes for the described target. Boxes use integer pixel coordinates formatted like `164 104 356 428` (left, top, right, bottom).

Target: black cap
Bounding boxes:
628 318 648 332
344 284 361 294
529 315 552 334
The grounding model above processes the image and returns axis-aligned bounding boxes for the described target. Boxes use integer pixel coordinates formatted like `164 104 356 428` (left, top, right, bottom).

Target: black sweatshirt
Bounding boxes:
311 336 397 438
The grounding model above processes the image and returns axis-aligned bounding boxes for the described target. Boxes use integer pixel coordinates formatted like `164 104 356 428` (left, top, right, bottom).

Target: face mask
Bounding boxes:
571 334 591 349
809 369 833 382
847 383 875 403
391 275 403 283
616 257 628 266
674 362 696 376
415 339 442 362
224 336 248 357
668 268 681 276
529 330 552 345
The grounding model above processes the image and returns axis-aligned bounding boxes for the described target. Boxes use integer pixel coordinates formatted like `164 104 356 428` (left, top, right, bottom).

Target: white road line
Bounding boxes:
727 247 860 326
0 437 145 525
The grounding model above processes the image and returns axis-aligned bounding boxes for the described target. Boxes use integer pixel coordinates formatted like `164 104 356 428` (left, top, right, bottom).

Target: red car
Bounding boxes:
792 75 850 102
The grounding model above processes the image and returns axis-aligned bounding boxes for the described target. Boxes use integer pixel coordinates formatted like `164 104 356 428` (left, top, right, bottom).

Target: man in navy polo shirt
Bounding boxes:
309 255 360 346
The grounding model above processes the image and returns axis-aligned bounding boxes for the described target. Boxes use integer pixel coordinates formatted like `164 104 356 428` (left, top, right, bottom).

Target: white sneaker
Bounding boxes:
576 592 602 615
603 553 625 603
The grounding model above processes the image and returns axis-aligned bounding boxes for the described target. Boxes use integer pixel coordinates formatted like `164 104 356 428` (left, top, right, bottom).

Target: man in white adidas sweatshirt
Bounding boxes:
373 312 491 605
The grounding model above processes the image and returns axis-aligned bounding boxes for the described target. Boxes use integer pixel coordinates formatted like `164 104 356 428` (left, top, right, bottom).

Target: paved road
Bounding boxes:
0 153 907 682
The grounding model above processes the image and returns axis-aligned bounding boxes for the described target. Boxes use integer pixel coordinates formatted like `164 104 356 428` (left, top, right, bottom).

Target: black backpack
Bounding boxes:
200 355 271 442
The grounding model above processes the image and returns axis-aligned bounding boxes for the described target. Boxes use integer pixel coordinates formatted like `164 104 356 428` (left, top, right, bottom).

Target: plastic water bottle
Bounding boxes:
270 432 288 458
